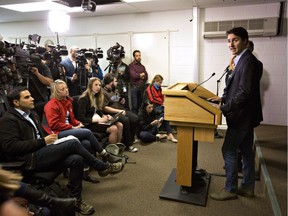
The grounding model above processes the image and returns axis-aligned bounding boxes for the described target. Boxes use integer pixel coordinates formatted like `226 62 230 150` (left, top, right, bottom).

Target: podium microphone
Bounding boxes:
217 66 229 83
191 72 215 93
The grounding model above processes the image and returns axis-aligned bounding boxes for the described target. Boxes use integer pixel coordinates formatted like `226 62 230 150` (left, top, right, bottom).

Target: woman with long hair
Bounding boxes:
42 79 123 183
77 77 123 145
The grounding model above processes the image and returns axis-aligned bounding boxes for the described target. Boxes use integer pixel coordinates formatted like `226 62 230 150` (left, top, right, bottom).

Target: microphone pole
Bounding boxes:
191 72 216 93
216 66 229 96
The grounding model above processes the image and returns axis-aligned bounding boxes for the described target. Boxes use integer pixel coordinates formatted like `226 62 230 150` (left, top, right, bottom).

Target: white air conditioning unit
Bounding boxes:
203 17 279 38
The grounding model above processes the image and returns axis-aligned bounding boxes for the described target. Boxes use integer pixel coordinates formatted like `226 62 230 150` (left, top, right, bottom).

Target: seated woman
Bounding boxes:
77 77 123 145
42 79 123 183
145 74 177 143
138 100 167 143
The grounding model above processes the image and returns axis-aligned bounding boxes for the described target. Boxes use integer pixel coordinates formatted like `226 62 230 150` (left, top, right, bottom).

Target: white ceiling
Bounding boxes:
0 0 284 23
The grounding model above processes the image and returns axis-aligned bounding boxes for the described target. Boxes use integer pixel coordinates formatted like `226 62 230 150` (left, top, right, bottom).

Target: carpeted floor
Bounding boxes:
57 124 286 216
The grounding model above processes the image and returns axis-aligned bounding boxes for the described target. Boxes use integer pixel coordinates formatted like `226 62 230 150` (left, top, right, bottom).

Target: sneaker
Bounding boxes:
127 146 138 153
156 134 167 141
75 199 95 215
98 162 123 177
133 139 140 144
238 186 254 198
210 188 237 201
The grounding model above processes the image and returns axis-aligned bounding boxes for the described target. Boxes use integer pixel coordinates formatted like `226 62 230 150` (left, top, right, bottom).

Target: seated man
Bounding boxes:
0 86 123 215
102 73 139 152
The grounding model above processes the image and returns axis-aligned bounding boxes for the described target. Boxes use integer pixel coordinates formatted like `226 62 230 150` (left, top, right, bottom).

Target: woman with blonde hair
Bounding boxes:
78 77 123 145
42 79 124 183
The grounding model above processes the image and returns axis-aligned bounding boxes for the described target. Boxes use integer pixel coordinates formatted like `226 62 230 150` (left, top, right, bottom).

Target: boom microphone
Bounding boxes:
191 72 216 93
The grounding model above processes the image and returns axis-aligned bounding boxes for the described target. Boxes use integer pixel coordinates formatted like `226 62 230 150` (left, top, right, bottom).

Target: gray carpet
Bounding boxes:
55 125 287 216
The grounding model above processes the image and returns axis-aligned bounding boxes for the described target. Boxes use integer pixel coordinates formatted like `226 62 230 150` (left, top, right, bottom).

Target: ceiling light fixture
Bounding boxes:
81 0 97 12
0 1 70 13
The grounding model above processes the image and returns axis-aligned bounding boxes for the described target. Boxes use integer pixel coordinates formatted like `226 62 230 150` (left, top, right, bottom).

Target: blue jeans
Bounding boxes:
222 127 255 192
139 125 158 143
34 139 107 198
58 128 104 154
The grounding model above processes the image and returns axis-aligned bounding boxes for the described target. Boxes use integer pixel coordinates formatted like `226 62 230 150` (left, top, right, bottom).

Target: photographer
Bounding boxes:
86 54 104 80
27 60 53 103
107 43 130 109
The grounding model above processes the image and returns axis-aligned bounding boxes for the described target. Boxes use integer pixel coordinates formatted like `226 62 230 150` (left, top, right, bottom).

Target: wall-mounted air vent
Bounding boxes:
203 18 279 38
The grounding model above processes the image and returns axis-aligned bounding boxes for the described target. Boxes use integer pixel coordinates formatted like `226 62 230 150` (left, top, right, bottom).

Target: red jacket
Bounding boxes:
146 84 164 105
42 97 80 135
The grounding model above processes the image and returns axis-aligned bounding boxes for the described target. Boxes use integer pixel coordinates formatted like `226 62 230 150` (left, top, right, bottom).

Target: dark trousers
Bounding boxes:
58 128 104 153
131 84 147 114
118 111 139 147
34 139 107 198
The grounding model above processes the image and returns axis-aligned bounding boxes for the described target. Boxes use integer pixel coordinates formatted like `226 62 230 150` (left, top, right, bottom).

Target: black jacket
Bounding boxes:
221 50 263 129
0 108 47 170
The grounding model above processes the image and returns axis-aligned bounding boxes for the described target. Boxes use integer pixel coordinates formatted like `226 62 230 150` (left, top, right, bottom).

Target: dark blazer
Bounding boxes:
221 49 263 130
0 108 47 169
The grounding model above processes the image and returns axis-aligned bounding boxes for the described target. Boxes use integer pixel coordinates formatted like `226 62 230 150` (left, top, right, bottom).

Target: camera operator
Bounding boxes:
106 43 130 109
60 46 80 96
44 45 68 82
86 57 103 80
27 60 53 104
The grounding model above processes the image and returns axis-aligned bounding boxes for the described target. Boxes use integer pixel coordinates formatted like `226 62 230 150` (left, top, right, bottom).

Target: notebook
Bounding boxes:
99 110 124 126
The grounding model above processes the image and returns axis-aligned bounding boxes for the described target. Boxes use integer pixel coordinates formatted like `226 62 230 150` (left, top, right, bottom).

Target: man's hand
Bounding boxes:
45 134 58 145
140 72 145 79
30 67 39 75
207 96 222 102
71 73 78 82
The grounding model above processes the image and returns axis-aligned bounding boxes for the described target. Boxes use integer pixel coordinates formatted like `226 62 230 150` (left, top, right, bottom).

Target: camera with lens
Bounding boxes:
44 44 68 80
106 42 125 64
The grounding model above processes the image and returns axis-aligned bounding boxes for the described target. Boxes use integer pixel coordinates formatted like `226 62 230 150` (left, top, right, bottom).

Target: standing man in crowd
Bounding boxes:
27 60 53 104
208 27 263 201
60 46 80 96
128 50 148 114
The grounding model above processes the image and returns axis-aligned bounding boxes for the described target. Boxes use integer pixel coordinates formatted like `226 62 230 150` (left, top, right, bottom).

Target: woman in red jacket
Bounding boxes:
42 79 123 182
145 74 177 143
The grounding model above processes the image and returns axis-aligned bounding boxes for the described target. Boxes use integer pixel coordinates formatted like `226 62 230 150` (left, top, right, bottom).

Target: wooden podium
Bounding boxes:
159 83 222 206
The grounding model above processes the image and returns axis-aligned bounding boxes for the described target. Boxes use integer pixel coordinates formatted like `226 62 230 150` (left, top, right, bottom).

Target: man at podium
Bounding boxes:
208 27 263 201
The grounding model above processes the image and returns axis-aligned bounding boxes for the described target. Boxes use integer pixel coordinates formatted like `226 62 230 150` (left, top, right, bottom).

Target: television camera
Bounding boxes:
75 47 103 93
106 42 125 64
105 43 128 104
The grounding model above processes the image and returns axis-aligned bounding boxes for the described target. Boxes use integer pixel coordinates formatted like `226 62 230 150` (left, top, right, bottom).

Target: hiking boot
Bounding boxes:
75 199 95 215
102 152 122 163
98 162 124 177
83 170 100 184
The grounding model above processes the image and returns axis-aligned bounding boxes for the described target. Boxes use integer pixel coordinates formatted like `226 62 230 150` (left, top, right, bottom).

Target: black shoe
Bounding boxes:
83 171 100 184
75 199 95 215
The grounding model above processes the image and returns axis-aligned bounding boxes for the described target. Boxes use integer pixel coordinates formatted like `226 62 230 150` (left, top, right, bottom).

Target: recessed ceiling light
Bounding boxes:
0 1 70 12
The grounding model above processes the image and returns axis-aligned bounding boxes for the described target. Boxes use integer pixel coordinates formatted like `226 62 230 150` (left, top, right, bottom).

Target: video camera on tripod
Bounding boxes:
106 42 125 64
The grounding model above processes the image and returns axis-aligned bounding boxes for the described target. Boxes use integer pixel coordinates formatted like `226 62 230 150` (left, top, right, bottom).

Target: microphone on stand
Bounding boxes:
216 66 229 96
191 72 216 93
217 66 229 83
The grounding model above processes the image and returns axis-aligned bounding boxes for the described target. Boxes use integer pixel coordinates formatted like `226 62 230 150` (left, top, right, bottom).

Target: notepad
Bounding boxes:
53 135 79 145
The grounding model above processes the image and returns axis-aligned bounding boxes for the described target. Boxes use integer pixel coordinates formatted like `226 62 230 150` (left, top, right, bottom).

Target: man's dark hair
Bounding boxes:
103 73 116 86
132 50 140 57
226 27 249 44
7 86 28 107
